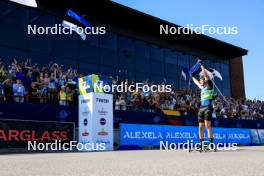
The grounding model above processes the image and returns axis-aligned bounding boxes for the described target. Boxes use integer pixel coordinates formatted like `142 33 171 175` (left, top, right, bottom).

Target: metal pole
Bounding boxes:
211 78 230 105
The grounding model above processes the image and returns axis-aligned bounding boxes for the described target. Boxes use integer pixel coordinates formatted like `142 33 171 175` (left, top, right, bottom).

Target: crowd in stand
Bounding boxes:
114 84 264 120
0 58 264 120
0 58 79 106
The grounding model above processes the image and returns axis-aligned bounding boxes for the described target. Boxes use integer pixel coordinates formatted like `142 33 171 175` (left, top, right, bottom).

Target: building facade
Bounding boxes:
0 0 247 98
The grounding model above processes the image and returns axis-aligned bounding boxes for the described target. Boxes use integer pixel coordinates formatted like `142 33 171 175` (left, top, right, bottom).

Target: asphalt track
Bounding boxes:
0 146 264 176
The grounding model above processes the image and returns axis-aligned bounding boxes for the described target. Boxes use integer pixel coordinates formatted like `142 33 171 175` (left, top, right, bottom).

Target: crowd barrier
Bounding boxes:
120 124 264 147
0 119 75 148
0 101 78 123
0 102 166 127
114 110 165 128
178 115 264 129
1 102 264 129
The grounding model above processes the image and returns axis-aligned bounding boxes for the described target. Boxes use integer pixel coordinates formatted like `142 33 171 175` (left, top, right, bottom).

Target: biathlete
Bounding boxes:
192 64 215 151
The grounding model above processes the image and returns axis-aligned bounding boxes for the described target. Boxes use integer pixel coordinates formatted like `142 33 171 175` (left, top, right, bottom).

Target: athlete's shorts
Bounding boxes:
198 105 213 123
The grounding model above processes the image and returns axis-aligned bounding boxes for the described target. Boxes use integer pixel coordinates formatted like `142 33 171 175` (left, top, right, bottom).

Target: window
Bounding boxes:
100 66 118 77
28 51 51 66
117 36 135 72
53 34 79 59
221 63 231 97
99 32 117 50
78 62 99 75
0 47 27 63
135 41 150 73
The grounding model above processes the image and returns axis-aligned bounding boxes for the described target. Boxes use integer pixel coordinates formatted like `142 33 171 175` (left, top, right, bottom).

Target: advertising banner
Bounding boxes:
250 129 260 144
78 74 113 151
163 125 199 144
0 119 74 148
120 124 255 147
78 74 112 95
92 93 113 151
225 128 251 144
78 94 93 145
120 124 164 146
257 129 264 144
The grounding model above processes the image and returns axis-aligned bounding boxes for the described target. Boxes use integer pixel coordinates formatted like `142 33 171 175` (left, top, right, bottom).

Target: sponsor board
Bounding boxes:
78 75 113 151
0 119 74 148
120 124 254 146
257 129 264 144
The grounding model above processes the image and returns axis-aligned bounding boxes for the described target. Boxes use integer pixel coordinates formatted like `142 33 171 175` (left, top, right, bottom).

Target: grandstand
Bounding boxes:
0 0 247 98
0 0 263 150
0 0 263 122
1 1 264 176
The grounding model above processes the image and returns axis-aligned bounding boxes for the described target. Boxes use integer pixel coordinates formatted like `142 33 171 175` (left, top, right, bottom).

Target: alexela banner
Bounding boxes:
78 75 113 151
120 124 258 146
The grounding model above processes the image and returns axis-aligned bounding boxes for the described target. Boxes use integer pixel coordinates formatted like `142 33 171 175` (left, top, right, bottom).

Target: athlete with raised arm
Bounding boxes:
192 64 215 150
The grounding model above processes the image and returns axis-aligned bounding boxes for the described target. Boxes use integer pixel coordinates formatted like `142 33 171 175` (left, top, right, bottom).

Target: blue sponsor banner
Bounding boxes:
250 129 260 144
207 128 228 144
162 125 199 144
225 128 251 144
257 129 264 144
120 124 257 147
120 124 164 146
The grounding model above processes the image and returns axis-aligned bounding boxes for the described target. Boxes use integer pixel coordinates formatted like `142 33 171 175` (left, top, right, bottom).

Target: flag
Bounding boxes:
62 9 91 40
199 68 223 81
212 69 223 81
189 63 201 76
190 63 222 80
199 68 214 80
9 0 37 7
66 9 91 27
181 67 189 81
62 21 87 40
181 70 186 81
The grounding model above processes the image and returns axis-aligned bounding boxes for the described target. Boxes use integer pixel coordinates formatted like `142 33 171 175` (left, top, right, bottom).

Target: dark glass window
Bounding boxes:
150 45 164 77
135 41 150 74
0 47 27 64
117 36 135 79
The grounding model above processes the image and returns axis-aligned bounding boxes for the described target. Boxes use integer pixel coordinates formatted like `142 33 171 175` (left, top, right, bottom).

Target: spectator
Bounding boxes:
66 86 74 106
48 72 57 103
28 82 39 103
12 79 25 103
115 95 127 110
58 86 67 106
0 57 263 121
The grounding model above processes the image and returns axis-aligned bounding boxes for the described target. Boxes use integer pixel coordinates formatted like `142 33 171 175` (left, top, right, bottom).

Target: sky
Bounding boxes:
113 0 264 100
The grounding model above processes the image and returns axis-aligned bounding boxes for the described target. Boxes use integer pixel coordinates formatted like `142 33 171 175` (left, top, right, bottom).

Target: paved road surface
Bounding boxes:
1 146 264 176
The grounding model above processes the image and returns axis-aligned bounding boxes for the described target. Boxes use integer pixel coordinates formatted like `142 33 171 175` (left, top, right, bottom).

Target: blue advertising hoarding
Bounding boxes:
120 124 257 147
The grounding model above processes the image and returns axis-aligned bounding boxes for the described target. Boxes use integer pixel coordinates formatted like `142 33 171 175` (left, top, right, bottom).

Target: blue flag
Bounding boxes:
181 67 190 81
62 9 91 40
66 9 91 28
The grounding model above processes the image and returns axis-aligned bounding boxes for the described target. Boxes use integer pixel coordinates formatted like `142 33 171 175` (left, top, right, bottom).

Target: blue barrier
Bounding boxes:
258 129 264 143
114 110 165 128
0 102 264 129
180 115 264 129
0 102 165 127
0 102 77 123
120 124 261 147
